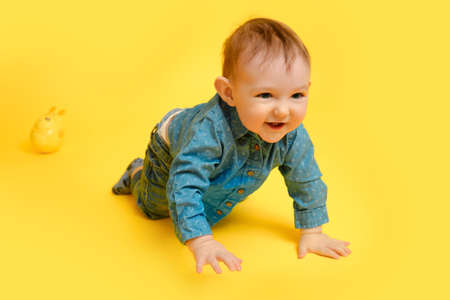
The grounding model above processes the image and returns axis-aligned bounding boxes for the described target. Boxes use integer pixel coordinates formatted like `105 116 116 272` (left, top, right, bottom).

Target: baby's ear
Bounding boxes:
214 76 235 107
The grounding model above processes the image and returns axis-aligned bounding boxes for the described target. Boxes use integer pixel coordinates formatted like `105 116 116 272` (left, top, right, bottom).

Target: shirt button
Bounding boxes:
237 189 244 195
225 201 233 207
216 209 223 215
247 170 255 176
254 144 260 151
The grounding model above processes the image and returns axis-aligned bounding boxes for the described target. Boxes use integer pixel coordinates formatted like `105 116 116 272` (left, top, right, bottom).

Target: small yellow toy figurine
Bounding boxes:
30 106 66 154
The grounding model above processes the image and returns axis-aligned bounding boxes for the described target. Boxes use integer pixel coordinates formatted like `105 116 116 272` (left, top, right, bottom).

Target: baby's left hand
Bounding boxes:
298 232 351 259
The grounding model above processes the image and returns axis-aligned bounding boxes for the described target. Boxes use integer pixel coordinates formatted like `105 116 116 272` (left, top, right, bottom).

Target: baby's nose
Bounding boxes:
273 104 289 119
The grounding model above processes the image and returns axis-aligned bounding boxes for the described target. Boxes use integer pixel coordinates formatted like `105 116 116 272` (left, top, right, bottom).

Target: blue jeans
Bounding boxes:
130 108 183 219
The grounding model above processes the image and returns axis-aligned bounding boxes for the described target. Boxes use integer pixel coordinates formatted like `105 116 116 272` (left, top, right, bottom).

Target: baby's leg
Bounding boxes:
112 158 144 195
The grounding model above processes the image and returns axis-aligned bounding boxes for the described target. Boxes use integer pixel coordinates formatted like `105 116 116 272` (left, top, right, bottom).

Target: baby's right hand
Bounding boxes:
185 234 243 274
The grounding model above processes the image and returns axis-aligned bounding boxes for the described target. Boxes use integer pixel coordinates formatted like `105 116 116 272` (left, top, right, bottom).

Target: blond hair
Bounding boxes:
221 17 311 81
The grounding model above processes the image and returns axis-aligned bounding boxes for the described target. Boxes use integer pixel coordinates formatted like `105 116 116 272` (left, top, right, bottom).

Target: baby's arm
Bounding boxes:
278 125 351 259
186 234 242 274
166 117 240 273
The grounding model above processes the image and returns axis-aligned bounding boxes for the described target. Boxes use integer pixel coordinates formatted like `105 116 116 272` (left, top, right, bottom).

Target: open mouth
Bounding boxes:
266 122 285 130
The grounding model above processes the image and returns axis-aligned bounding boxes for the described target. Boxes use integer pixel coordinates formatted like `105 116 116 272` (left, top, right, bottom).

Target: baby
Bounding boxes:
112 17 351 274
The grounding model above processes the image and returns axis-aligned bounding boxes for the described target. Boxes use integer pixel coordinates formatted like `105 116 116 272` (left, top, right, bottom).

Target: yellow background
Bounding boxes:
1 0 449 299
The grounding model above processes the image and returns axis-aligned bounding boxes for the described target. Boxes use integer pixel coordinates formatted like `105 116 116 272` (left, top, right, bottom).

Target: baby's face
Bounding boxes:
229 54 310 143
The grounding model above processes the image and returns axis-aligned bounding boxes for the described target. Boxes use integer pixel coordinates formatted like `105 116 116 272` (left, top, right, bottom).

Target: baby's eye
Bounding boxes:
257 93 272 99
292 93 305 99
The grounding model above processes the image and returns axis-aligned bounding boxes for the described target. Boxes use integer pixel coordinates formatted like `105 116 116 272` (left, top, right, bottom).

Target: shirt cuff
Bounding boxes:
294 205 329 229
175 214 213 245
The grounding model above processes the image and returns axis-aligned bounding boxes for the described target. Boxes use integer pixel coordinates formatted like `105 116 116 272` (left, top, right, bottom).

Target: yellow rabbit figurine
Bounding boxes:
30 107 66 154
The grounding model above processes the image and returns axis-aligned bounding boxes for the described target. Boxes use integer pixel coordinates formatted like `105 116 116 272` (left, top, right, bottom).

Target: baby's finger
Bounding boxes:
333 247 349 257
343 241 350 246
230 254 243 269
344 247 352 255
325 247 341 259
209 259 223 274
315 247 340 259
233 257 242 271
196 257 206 274
223 253 242 271
226 253 242 271
217 254 237 272
230 254 243 264
230 256 242 271
298 245 308 259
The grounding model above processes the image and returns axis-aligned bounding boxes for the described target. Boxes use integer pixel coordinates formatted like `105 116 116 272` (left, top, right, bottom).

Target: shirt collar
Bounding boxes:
215 93 249 140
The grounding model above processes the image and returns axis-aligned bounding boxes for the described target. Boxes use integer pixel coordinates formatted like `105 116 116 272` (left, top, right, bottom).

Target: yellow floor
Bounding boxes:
1 1 449 300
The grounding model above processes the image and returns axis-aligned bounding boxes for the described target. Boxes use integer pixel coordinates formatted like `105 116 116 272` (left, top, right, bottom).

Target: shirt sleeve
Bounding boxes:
278 124 329 229
166 116 222 244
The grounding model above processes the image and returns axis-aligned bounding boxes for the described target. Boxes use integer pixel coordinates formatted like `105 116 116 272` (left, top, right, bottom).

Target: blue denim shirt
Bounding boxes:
167 93 329 244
